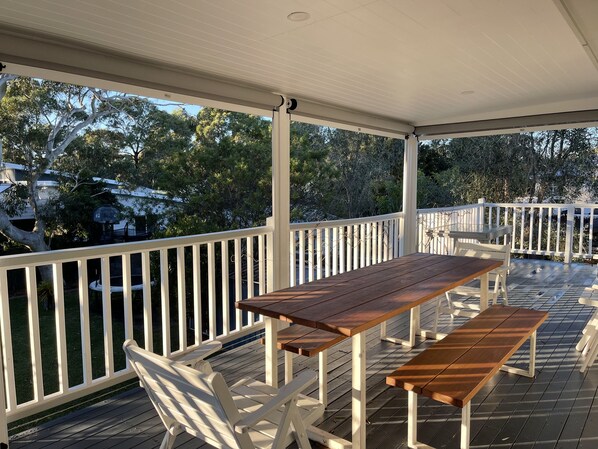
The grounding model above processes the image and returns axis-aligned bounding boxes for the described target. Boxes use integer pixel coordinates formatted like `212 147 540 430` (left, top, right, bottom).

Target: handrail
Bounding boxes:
0 225 272 269
290 211 403 230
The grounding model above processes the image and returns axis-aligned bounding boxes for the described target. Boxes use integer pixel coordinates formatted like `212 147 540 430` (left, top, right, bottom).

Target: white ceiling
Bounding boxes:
0 0 597 129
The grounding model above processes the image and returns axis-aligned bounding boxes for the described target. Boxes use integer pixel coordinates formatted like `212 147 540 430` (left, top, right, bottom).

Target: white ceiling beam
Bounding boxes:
415 110 598 139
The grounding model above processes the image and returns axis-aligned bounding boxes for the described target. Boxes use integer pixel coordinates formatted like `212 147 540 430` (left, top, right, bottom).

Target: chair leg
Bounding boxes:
160 430 177 449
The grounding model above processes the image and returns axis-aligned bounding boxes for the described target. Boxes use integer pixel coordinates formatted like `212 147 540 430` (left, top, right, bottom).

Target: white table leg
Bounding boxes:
479 273 489 311
352 332 366 449
265 317 278 387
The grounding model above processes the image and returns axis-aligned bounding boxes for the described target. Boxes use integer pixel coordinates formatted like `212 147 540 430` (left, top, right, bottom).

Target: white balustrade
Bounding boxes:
289 212 403 286
0 226 271 423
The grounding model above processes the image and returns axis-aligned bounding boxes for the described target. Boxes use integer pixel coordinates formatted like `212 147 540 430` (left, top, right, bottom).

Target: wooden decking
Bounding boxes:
9 259 598 449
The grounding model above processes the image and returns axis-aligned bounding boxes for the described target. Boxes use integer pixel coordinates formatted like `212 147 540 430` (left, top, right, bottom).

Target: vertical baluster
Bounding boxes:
298 230 305 285
579 207 585 256
122 254 134 356
78 260 93 384
259 234 266 296
316 228 323 280
235 238 243 331
353 224 359 269
376 221 384 263
546 206 553 253
0 268 16 411
141 251 153 352
207 242 217 339
360 224 366 268
52 263 69 388
346 226 352 272
100 257 114 374
332 227 338 276
556 207 562 253
590 208 595 257
234 237 244 330
221 241 230 337
192 244 202 345
370 222 377 265
395 218 401 258
361 223 372 268
159 250 170 356
520 207 526 252
246 237 255 325
339 226 345 273
290 231 296 287
308 230 314 282
529 206 535 252
325 228 331 278
382 221 388 261
537 208 544 252
176 247 187 351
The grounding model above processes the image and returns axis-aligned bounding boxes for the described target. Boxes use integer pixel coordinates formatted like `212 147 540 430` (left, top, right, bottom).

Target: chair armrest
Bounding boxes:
171 341 222 367
235 370 317 433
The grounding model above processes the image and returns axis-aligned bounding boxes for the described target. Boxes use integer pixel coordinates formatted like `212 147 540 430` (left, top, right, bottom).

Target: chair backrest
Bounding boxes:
123 340 252 449
454 241 511 268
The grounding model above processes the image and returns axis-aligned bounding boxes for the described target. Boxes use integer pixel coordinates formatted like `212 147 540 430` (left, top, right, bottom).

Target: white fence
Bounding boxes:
289 212 403 286
416 203 483 255
483 202 598 262
0 212 402 433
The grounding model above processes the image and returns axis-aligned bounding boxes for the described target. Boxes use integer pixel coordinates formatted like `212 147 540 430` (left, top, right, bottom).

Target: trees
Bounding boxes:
0 76 125 257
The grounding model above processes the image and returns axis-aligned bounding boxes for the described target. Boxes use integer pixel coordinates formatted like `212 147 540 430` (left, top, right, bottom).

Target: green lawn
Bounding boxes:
9 289 183 405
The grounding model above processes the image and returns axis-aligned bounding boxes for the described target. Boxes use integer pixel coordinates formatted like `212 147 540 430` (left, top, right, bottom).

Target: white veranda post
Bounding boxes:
401 135 418 256
265 98 292 387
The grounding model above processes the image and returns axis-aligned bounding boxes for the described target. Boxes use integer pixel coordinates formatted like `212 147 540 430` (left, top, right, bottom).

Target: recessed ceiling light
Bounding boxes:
287 11 310 22
460 90 475 95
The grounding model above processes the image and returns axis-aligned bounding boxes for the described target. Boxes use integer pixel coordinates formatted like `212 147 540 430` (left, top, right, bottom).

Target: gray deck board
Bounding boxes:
9 259 598 449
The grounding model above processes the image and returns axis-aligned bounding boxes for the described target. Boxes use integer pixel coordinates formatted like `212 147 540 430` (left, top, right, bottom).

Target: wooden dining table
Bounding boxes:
237 252 502 449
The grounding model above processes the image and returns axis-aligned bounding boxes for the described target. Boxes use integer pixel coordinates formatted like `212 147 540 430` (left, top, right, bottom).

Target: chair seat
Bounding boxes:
232 378 325 449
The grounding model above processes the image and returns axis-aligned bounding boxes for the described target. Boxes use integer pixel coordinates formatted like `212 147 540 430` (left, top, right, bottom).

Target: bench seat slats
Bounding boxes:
387 306 548 408
261 324 346 357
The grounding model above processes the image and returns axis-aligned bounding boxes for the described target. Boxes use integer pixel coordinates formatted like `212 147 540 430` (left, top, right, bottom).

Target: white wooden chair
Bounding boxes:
435 241 511 329
576 284 598 373
123 339 325 449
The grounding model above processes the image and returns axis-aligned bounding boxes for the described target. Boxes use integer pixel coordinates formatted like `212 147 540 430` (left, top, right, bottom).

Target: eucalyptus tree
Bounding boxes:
0 75 126 259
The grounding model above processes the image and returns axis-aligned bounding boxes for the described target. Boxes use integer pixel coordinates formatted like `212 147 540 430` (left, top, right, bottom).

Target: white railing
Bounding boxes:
483 202 598 262
289 212 403 286
0 211 404 431
0 226 271 423
416 203 483 255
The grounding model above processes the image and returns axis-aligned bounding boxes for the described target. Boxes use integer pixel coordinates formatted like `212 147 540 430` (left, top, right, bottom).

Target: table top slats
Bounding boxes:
237 253 502 336
237 252 435 315
316 258 503 335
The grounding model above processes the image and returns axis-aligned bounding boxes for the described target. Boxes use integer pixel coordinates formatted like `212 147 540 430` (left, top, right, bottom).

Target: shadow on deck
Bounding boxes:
9 259 598 449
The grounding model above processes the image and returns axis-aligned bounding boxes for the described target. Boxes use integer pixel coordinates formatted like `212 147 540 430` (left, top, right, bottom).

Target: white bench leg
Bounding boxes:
460 402 470 449
501 330 537 378
381 307 418 347
407 391 470 449
352 333 366 449
285 351 294 384
319 350 328 406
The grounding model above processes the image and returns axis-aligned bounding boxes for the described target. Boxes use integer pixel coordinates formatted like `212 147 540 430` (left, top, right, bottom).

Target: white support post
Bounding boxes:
400 135 418 256
380 307 418 347
352 332 366 449
271 99 291 291
264 98 292 387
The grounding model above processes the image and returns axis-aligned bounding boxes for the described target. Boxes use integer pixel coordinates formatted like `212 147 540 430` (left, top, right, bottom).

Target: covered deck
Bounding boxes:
9 258 598 449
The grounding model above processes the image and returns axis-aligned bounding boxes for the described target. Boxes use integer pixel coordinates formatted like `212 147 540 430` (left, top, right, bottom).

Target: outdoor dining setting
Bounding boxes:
1 1 598 448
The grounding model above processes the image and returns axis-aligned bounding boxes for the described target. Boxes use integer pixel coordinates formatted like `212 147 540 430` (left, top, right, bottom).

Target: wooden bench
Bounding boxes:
386 305 548 449
262 324 346 406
